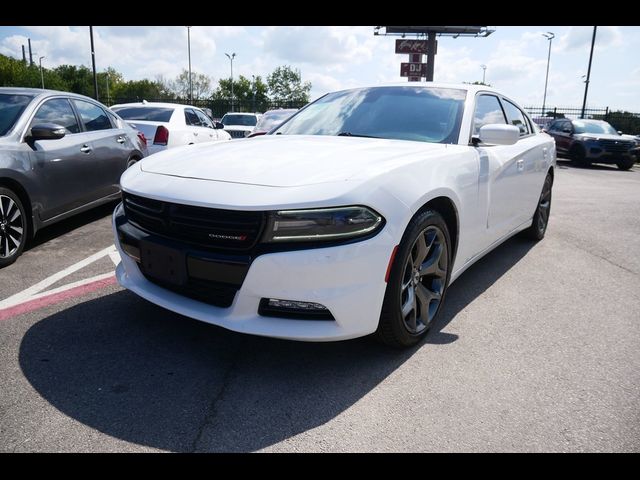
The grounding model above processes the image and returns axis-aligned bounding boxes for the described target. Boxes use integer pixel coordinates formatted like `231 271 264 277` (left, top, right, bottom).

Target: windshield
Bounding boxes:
112 106 174 122
255 110 296 131
573 120 618 135
222 114 258 126
0 93 34 136
272 86 466 144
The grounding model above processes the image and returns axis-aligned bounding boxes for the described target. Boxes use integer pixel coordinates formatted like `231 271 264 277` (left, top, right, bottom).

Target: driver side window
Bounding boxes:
472 95 507 136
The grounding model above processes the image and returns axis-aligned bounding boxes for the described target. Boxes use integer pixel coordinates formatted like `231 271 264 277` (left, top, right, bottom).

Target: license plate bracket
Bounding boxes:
139 240 187 286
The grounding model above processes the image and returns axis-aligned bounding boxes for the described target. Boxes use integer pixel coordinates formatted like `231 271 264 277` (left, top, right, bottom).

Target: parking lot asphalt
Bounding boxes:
1 160 639 452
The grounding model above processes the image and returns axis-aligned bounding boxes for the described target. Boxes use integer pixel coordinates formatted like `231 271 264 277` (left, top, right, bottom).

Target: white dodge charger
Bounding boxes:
113 83 555 347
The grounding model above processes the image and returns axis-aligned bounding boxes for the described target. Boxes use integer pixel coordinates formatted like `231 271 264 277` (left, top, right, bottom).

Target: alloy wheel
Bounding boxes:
0 194 24 259
400 225 448 334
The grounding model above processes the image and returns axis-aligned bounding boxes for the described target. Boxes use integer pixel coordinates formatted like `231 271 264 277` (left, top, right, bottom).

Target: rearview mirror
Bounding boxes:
214 122 224 129
478 124 520 146
29 123 66 141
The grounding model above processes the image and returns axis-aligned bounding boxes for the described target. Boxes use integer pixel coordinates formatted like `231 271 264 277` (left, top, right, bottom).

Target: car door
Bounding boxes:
72 99 131 197
553 120 573 154
194 109 219 142
26 97 98 220
499 98 546 227
471 94 533 245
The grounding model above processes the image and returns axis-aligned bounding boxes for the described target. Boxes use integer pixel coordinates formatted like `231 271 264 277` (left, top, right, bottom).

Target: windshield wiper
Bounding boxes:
337 132 380 139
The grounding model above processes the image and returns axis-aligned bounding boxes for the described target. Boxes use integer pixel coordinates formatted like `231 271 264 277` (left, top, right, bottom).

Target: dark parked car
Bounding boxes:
0 87 147 267
546 118 636 170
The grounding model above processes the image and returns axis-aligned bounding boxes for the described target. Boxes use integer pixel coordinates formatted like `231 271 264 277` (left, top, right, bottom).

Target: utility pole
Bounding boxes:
39 56 45 89
225 53 236 112
89 26 99 100
28 38 33 66
186 26 193 103
581 26 597 119
21 45 26 63
542 32 555 117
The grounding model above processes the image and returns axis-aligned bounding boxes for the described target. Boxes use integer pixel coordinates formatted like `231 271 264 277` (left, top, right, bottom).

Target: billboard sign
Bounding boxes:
395 39 428 54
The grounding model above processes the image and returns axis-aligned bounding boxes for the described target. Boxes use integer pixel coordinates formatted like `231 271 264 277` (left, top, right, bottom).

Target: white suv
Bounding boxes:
221 112 262 139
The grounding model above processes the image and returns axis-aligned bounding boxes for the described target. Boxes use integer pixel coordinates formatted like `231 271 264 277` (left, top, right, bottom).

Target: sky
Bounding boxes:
1 26 639 111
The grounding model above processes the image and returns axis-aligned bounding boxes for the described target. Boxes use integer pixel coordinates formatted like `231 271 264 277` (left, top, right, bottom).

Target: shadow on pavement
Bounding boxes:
18 235 534 452
25 201 118 252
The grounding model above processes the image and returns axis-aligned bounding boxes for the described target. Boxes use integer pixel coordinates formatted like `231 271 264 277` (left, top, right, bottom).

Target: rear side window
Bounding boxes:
472 95 506 136
184 108 201 126
501 99 530 136
31 98 80 134
112 107 174 122
73 100 113 131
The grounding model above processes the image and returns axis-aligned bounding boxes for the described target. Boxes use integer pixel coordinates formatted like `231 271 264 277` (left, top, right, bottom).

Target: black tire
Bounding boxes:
126 157 138 169
570 145 588 167
0 187 28 268
616 158 635 171
376 209 452 348
523 172 553 241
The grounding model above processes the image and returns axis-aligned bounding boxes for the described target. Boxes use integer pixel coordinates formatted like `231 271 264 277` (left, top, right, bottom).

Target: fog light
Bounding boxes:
258 298 335 320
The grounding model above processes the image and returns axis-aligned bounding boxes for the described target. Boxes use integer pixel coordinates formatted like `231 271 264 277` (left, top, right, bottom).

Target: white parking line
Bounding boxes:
0 245 117 310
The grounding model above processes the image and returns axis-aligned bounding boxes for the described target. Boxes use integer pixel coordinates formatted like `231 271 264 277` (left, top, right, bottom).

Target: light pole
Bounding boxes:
105 70 110 106
581 26 597 119
186 26 193 103
541 32 555 117
225 52 236 112
38 56 45 89
480 64 487 84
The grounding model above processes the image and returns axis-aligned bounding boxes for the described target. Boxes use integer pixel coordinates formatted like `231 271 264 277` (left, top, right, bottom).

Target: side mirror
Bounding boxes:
617 130 623 135
214 122 224 129
478 124 520 146
29 123 66 141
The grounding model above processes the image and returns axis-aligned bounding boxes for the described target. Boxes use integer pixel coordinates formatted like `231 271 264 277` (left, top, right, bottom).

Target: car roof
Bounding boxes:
0 86 105 103
110 102 199 110
327 82 501 95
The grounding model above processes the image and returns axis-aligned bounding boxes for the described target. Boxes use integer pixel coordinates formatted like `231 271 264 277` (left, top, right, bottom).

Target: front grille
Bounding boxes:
123 193 265 251
599 139 633 153
142 272 238 308
229 130 247 139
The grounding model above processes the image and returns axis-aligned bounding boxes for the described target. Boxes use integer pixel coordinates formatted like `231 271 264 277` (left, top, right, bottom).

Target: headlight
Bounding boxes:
262 206 384 243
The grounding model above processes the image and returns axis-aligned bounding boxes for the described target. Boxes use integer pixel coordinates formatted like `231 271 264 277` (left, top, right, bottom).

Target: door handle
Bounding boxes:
516 158 524 171
116 136 125 144
80 145 92 153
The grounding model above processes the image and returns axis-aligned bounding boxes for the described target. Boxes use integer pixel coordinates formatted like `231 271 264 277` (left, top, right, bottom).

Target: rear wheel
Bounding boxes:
523 173 553 241
616 158 635 171
0 187 27 268
126 157 139 169
376 210 451 348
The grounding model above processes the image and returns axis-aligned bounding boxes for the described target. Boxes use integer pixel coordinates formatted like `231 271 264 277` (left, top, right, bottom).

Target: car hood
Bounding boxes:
139 135 453 187
576 133 633 142
223 125 254 132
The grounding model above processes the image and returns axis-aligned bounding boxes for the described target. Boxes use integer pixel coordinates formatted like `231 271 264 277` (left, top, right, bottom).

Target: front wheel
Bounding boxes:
0 187 28 268
617 158 635 171
523 172 553 241
376 210 451 348
570 145 588 167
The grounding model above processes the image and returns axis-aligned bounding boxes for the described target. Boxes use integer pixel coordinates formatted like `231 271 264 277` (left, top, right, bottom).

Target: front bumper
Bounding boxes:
112 205 394 341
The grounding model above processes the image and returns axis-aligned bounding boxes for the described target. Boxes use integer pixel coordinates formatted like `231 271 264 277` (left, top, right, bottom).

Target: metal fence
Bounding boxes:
107 97 307 120
524 106 640 134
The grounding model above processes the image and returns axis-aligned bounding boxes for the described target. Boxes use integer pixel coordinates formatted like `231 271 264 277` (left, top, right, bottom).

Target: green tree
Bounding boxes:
171 69 212 100
111 79 172 102
267 65 311 103
464 81 492 87
0 53 67 91
53 64 96 97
